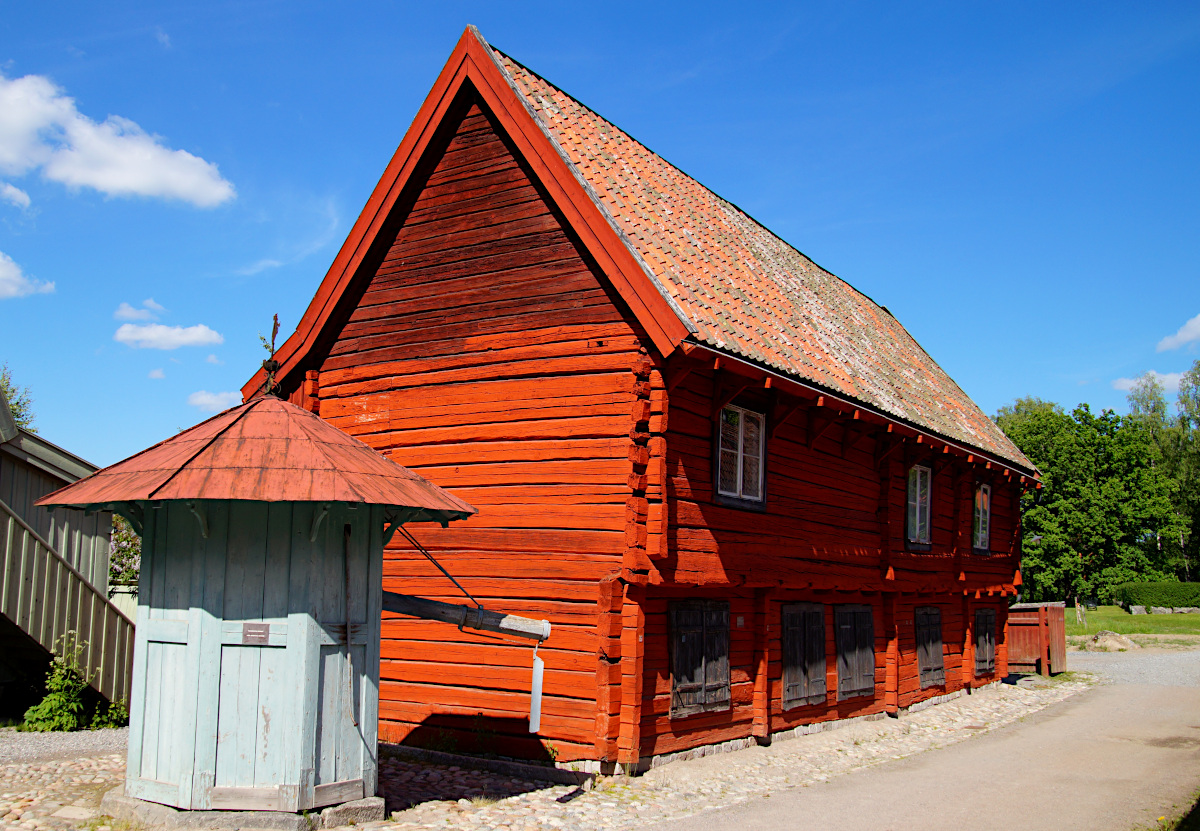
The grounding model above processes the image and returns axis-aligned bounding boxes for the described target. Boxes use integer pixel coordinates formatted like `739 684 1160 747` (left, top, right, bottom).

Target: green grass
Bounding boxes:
1065 606 1200 637
1134 787 1200 831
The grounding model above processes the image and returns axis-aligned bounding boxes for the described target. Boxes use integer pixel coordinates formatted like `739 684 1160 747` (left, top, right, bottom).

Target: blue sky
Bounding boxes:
2 1 1198 466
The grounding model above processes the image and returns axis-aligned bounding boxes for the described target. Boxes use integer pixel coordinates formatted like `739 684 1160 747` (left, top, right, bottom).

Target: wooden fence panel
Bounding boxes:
1 497 134 703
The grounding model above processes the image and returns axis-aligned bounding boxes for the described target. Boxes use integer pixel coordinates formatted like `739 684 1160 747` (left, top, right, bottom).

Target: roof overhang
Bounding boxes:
242 25 694 401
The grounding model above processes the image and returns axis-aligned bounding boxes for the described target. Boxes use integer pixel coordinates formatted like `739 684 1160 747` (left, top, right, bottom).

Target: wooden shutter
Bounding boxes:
805 606 827 703
781 605 807 708
836 605 873 700
670 603 704 715
835 606 855 699
670 600 730 717
974 608 996 676
854 606 875 697
703 604 730 706
783 603 826 708
916 607 944 688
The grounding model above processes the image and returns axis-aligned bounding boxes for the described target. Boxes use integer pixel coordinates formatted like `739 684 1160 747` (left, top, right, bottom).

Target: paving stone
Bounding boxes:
0 679 1091 831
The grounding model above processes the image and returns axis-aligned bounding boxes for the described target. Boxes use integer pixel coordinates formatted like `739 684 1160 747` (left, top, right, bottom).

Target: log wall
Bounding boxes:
313 100 648 762
291 95 1024 768
632 362 1019 760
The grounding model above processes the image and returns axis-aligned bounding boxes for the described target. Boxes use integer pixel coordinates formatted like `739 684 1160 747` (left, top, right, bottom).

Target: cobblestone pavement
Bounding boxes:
0 754 124 831
0 678 1091 831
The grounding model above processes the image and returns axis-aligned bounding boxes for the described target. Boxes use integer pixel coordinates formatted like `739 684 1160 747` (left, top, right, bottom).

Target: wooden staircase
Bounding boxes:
1 496 134 704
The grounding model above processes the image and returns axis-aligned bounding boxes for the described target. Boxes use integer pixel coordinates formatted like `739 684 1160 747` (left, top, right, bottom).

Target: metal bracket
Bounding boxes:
309 503 330 542
187 501 210 539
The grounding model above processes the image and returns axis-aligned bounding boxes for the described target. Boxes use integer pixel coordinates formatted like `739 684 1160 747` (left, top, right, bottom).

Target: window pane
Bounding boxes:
719 450 740 495
917 468 930 543
742 414 760 498
741 412 762 499
720 408 740 451
907 468 919 541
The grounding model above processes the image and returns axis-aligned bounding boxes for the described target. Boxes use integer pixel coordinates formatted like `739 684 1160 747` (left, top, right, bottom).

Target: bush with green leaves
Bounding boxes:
1114 581 1200 609
90 697 130 729
23 631 92 731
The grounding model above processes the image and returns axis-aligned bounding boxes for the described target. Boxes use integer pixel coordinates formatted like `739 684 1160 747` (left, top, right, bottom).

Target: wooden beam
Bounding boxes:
769 396 806 439
711 377 752 420
807 408 838 449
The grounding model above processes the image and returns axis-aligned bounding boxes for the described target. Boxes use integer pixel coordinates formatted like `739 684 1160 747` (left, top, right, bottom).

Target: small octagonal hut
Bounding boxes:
36 396 474 813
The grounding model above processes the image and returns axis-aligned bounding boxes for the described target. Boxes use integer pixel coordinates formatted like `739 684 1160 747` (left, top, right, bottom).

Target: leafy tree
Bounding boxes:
0 362 35 431
996 396 1184 602
109 515 142 586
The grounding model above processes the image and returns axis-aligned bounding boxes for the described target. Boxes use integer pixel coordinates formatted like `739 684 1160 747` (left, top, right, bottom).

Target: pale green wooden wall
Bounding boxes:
126 500 383 813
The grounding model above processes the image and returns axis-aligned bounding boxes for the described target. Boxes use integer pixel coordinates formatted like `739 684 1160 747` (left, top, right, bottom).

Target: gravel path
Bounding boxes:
0 730 127 765
0 681 1091 831
1068 648 1200 687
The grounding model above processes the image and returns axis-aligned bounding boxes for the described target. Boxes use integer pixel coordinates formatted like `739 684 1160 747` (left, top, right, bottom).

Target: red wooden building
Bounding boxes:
243 27 1038 773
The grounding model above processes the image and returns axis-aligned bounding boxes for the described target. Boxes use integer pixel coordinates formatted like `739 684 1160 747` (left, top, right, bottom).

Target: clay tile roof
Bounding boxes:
35 396 476 521
492 49 1033 472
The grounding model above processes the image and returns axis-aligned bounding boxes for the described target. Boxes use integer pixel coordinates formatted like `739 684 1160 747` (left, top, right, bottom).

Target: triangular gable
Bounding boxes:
243 26 693 404
243 26 1033 475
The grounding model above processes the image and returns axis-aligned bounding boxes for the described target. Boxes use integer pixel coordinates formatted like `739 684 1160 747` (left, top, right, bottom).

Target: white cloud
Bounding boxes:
115 301 153 321
114 322 223 349
1 182 29 208
1157 313 1200 352
0 250 54 298
148 368 165 379
237 258 283 276
205 353 222 365
1112 371 1184 393
154 28 171 48
187 390 241 412
114 298 165 320
0 72 234 207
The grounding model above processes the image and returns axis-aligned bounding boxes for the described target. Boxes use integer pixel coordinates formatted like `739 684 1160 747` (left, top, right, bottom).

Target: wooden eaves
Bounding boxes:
242 25 694 403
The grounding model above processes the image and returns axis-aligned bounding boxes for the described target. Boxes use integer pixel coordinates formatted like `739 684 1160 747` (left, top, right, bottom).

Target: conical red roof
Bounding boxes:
36 396 475 522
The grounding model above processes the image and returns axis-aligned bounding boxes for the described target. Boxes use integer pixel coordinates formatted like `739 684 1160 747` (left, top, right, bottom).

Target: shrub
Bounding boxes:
1114 582 1200 609
23 631 92 731
91 698 129 729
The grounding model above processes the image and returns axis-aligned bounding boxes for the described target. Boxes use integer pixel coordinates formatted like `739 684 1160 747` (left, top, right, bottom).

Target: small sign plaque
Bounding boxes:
242 622 270 645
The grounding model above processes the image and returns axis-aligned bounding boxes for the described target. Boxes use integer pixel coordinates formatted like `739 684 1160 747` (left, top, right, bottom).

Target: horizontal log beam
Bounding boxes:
382 591 551 642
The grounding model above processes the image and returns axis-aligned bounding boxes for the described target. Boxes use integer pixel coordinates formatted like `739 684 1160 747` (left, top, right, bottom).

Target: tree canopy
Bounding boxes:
996 361 1200 602
0 362 35 431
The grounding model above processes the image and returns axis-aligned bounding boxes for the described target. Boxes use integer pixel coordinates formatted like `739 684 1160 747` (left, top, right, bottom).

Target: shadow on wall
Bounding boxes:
399 713 557 764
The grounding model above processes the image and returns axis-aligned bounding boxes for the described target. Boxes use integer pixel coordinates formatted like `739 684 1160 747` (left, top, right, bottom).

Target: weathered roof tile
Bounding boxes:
494 50 1031 470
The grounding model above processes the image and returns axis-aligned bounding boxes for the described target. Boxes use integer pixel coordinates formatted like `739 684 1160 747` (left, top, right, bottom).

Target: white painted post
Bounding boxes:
529 650 544 734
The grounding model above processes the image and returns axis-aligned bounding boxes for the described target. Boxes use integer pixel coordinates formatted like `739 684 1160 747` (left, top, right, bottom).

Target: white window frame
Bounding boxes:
906 464 932 544
973 483 991 551
717 405 765 503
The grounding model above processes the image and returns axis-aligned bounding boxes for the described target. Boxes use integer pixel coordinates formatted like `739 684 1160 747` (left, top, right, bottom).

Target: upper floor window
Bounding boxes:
973 484 991 551
906 465 932 545
717 405 764 503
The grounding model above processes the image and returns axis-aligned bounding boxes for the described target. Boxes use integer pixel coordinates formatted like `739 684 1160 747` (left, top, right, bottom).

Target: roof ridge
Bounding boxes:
477 37 697 337
489 45 884 312
287 403 375 504
146 397 262 500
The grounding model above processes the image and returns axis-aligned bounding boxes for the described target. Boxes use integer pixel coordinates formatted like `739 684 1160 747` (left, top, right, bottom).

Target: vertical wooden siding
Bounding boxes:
127 500 382 811
1 453 111 593
0 496 133 703
316 101 648 762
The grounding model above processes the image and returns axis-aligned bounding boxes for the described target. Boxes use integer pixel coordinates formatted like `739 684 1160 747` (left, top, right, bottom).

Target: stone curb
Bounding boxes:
99 787 384 830
379 744 591 786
